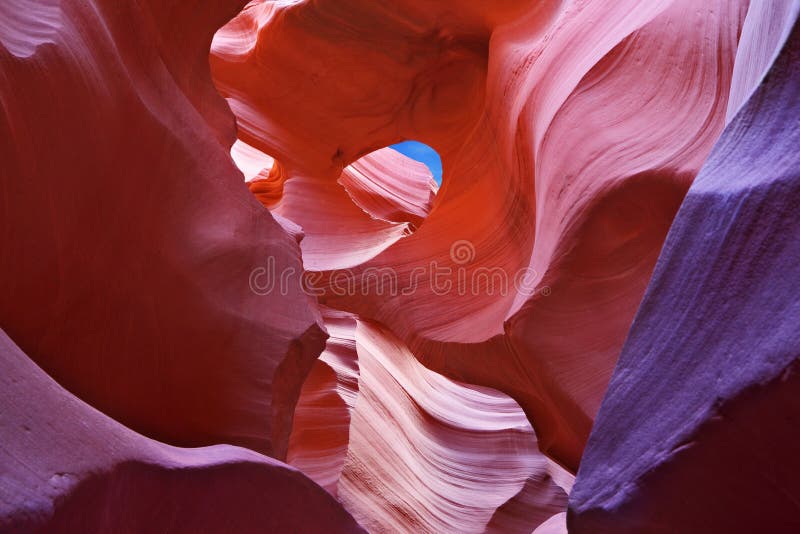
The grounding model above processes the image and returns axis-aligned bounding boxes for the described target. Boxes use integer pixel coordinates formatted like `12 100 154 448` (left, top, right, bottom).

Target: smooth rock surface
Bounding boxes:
0 0 324 459
570 11 800 533
212 0 748 472
4 0 797 532
338 321 569 533
0 328 363 533
287 307 360 496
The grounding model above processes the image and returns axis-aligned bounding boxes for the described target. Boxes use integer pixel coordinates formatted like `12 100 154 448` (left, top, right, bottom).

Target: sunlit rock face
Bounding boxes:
0 329 363 533
286 307 360 496
2 0 800 532
570 8 800 532
339 321 570 533
0 0 327 462
211 0 748 472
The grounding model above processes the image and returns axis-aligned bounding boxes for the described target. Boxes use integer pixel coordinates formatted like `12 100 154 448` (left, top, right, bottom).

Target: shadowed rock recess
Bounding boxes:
1 0 798 532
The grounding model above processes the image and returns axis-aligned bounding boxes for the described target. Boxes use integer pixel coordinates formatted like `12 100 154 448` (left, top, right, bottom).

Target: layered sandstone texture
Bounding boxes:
570 5 800 532
2 0 799 532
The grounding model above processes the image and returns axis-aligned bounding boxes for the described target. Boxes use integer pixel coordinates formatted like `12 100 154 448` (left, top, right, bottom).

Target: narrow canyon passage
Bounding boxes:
1 0 799 532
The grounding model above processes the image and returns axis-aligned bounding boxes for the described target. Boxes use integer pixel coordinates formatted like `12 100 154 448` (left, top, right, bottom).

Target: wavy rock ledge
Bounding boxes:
2 0 800 532
0 328 362 533
0 0 326 461
569 9 800 532
212 0 749 473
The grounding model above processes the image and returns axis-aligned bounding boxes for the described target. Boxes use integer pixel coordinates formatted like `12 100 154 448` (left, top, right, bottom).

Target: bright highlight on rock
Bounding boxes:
1 0 799 532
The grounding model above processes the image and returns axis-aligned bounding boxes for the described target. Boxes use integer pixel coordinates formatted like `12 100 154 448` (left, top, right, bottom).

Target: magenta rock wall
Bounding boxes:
1 0 798 532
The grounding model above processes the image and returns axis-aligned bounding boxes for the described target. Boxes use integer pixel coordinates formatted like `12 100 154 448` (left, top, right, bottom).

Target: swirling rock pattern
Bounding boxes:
570 9 800 533
287 307 361 495
211 0 748 473
286 309 571 531
0 0 324 461
338 321 570 533
0 328 362 533
3 0 800 531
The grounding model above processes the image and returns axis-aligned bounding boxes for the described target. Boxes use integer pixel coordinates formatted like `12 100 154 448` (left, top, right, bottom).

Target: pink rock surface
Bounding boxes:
212 0 747 472
569 12 800 531
270 153 415 271
340 148 438 230
338 321 569 533
287 307 360 495
726 0 800 121
287 311 571 530
533 513 568 534
5 0 794 531
502 0 748 467
486 472 572 533
0 328 362 533
0 0 325 460
234 138 438 271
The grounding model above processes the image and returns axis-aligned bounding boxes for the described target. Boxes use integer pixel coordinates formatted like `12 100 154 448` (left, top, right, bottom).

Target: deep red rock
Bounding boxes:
5 0 799 531
0 328 362 533
0 0 325 459
569 9 800 532
212 0 747 472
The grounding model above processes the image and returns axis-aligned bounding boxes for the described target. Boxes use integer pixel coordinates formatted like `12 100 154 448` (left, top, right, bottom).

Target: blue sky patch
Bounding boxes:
390 141 442 185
